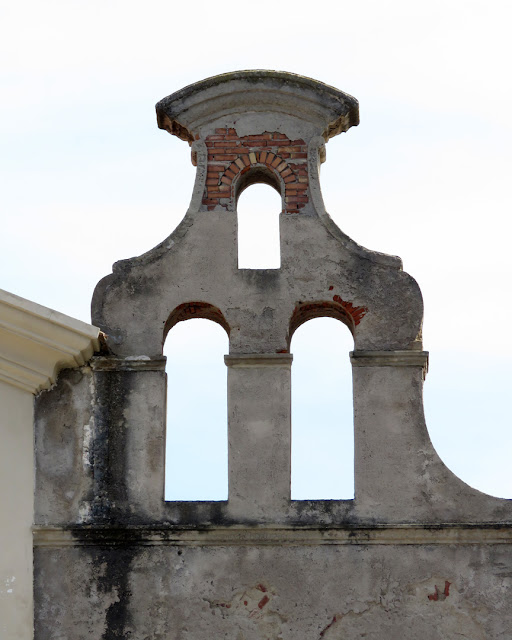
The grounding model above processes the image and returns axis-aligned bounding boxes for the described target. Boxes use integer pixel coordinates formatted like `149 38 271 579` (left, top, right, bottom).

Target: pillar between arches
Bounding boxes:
224 353 293 522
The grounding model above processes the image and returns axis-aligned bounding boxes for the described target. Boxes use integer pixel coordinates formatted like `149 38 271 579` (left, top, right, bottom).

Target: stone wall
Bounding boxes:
33 71 512 639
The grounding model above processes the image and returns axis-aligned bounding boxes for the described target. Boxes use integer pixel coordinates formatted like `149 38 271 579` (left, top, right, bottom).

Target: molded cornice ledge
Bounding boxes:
156 70 359 142
0 289 100 394
350 350 429 379
225 354 293 368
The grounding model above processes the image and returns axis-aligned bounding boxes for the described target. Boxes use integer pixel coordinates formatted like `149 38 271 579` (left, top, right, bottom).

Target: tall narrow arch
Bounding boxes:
237 183 282 269
288 298 367 345
290 316 355 499
164 303 229 501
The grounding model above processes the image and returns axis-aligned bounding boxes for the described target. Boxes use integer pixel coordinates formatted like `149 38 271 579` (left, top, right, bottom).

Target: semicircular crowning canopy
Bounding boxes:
155 70 359 143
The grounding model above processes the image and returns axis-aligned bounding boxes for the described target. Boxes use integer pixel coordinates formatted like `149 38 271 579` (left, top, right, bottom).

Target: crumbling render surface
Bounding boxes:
33 71 512 639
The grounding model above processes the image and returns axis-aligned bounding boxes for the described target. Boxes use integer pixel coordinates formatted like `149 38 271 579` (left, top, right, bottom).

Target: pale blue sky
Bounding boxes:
2 0 512 498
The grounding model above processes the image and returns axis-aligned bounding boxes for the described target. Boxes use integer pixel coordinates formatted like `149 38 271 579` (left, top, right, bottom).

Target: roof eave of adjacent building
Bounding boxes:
0 289 100 394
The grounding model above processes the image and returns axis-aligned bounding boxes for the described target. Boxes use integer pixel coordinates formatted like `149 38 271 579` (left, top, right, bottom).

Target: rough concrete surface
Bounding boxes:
34 542 512 639
33 71 512 639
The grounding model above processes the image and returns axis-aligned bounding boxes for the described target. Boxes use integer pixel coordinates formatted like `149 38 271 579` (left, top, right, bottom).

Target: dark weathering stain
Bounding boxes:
75 368 139 637
88 368 134 523
101 548 135 639
93 545 138 639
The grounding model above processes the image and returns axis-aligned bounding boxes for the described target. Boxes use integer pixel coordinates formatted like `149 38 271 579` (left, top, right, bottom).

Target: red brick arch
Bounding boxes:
288 297 368 346
202 129 309 213
163 301 230 342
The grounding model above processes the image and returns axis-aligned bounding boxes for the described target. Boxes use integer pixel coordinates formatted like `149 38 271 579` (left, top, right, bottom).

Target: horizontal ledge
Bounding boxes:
91 356 167 372
350 350 429 370
33 523 512 548
225 354 293 367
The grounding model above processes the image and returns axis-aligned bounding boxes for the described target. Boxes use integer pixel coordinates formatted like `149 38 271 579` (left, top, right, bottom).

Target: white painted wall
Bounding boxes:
0 289 100 639
0 381 34 638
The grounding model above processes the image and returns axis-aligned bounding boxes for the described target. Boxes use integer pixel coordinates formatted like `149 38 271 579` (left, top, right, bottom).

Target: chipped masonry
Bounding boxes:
33 71 512 639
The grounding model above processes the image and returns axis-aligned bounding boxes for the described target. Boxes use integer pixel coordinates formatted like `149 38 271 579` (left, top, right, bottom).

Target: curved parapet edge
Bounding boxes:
92 140 208 305
351 350 512 523
307 136 403 269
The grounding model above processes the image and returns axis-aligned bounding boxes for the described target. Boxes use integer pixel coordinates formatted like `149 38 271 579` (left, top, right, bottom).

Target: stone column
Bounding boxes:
350 350 430 521
225 354 292 522
89 356 167 523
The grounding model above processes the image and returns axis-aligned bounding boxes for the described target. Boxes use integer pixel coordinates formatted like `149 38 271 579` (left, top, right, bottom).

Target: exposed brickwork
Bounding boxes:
164 301 230 338
428 581 451 602
289 296 368 344
332 295 367 325
201 128 309 213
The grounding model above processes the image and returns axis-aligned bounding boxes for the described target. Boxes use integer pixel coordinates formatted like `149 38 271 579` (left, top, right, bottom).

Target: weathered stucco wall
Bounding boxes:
33 72 512 639
34 539 512 639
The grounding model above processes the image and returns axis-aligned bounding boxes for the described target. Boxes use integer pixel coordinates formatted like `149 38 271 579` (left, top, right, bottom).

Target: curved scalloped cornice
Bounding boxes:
156 70 359 142
0 289 100 394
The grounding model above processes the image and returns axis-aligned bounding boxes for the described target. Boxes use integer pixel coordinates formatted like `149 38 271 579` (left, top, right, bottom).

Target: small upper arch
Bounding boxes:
218 152 305 215
233 162 283 202
201 129 309 214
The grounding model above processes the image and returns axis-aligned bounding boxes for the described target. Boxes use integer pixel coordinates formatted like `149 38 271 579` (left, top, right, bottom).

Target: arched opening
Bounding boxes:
290 317 354 499
164 317 228 501
237 182 282 269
